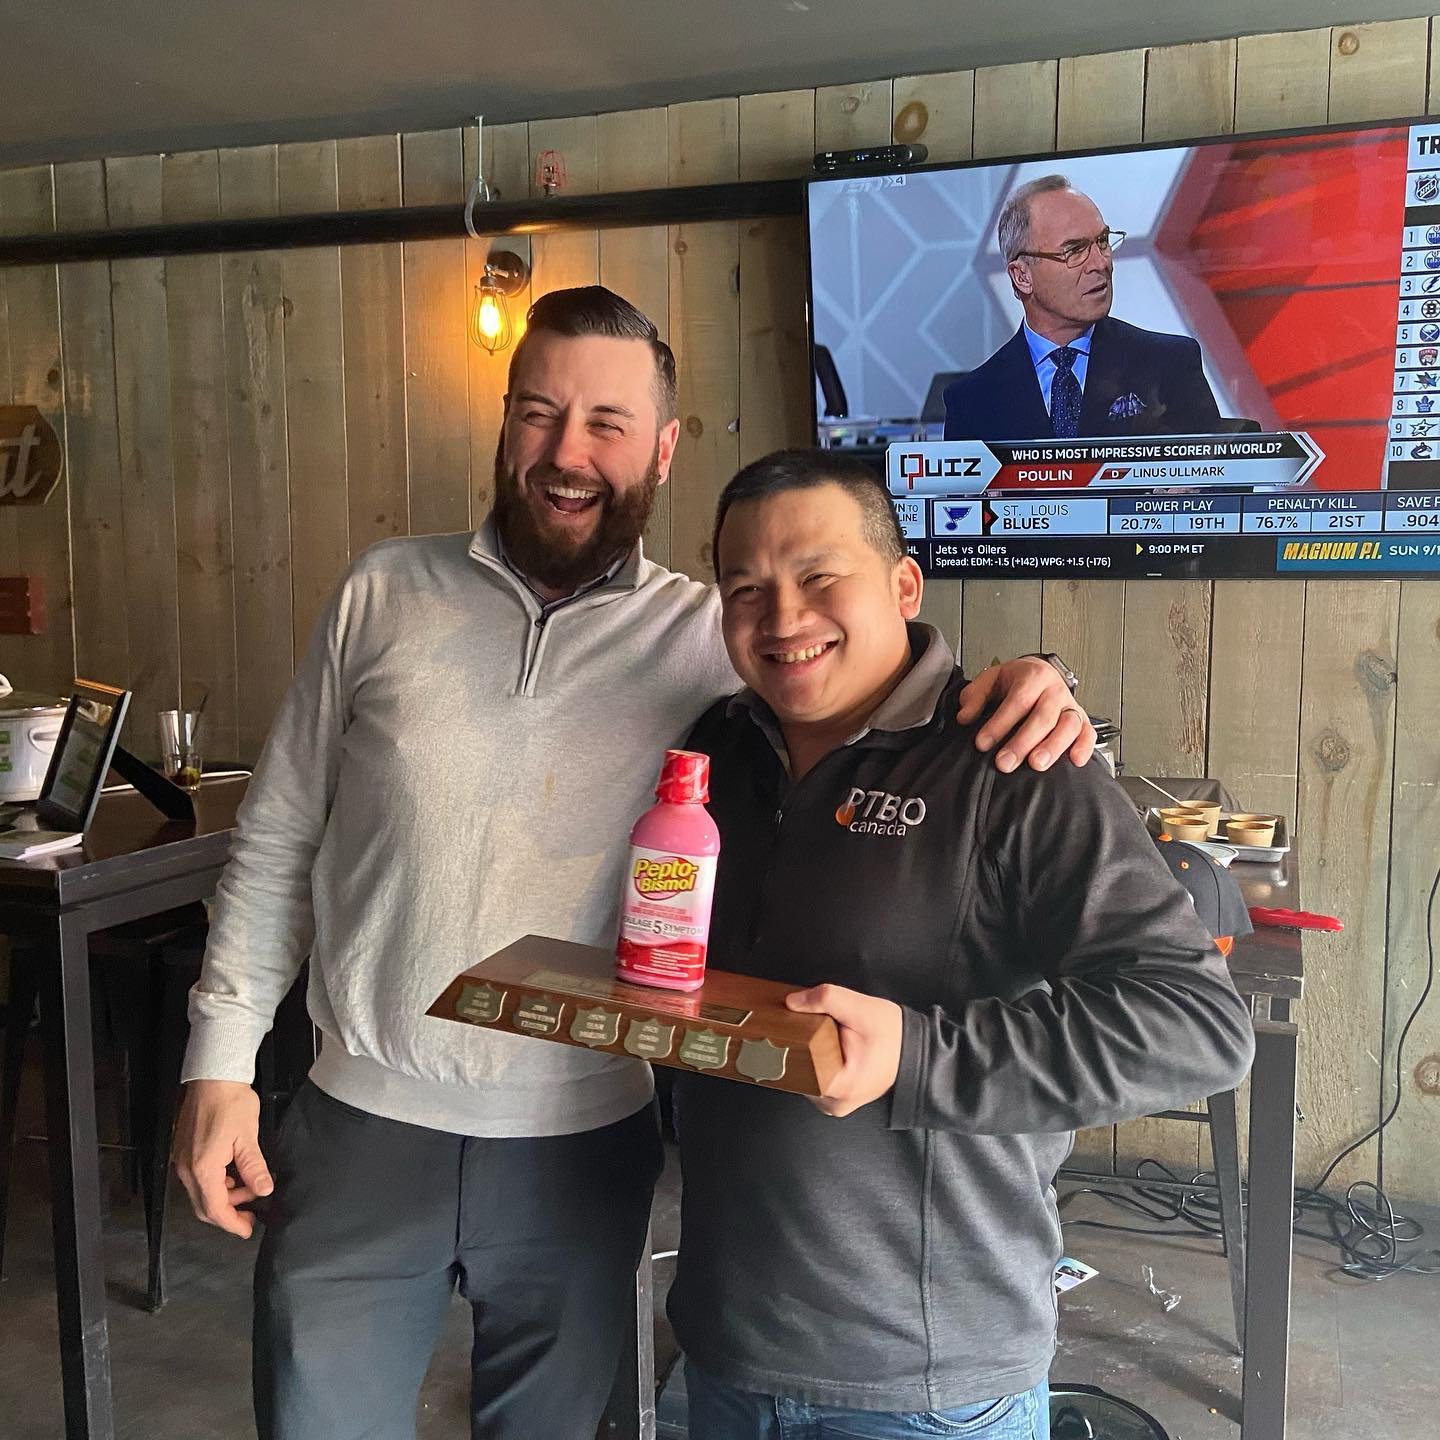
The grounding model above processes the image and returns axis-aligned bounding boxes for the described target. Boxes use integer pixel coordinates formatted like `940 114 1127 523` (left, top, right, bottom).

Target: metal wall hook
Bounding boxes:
463 113 494 240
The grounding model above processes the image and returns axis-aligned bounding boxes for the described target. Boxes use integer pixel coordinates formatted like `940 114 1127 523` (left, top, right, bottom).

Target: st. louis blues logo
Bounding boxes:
940 504 971 532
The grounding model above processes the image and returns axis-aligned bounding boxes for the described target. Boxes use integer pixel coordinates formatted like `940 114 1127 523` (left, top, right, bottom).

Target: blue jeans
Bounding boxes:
685 1362 1050 1439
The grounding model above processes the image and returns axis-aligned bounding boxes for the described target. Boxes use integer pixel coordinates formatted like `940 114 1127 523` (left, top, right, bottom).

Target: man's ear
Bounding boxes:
1007 258 1033 300
656 417 681 487
895 556 923 620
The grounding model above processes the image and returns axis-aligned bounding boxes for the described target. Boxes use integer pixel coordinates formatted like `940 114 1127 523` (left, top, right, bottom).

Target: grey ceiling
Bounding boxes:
2 1 1432 168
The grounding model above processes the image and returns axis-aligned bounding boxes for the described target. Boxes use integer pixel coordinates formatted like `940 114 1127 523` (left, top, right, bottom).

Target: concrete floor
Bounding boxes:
2 1077 1438 1439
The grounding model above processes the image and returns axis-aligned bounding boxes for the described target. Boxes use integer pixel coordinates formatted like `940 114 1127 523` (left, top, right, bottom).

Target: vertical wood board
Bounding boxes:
163 149 239 758
53 161 128 688
337 136 409 555
892 71 974 164
0 166 72 694
219 145 293 761
401 128 471 535
108 154 180 749
667 101 740 583
279 140 349 659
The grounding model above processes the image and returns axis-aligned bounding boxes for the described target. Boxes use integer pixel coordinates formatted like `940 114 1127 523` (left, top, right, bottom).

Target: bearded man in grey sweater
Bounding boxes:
172 286 1094 1440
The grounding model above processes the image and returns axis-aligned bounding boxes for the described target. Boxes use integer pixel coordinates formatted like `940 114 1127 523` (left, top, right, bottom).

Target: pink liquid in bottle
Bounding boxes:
615 749 721 992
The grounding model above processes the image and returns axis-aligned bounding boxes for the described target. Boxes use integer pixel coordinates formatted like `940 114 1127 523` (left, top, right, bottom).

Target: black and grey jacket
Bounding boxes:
668 624 1254 1412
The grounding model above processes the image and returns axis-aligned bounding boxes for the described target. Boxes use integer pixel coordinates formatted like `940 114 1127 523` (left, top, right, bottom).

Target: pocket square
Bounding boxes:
1108 392 1146 419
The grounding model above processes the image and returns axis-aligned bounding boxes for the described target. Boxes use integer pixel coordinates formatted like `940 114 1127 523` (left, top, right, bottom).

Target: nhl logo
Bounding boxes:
1418 173 1440 203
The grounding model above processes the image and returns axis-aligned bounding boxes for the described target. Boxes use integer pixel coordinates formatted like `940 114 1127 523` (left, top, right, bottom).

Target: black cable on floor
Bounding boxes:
1059 857 1440 1283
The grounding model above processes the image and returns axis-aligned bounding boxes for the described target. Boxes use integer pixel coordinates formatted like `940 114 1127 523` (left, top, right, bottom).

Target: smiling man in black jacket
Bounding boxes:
669 449 1255 1440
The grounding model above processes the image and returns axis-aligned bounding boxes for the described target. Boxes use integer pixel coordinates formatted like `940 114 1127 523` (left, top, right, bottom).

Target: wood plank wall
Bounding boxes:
1 17 1438 1201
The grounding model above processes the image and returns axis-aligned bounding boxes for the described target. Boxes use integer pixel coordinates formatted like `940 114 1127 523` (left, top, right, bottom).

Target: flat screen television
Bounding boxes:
806 118 1440 579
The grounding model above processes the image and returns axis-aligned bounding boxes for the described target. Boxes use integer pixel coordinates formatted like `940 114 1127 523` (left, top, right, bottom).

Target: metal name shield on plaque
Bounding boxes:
678 1028 731 1071
513 994 565 1036
570 1004 622 1048
625 1017 677 1060
737 1037 789 1084
456 982 506 1025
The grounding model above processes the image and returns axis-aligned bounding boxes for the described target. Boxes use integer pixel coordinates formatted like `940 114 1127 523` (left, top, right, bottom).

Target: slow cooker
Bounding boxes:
0 674 67 803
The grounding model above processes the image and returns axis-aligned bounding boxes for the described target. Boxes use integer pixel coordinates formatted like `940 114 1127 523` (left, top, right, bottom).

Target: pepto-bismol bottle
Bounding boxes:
615 749 721 992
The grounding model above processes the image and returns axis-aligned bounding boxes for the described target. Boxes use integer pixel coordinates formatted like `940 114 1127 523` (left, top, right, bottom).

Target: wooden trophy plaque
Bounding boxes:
428 935 843 1096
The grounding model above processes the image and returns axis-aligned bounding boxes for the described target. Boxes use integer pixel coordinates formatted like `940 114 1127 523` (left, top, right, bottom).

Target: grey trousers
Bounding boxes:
252 1081 663 1440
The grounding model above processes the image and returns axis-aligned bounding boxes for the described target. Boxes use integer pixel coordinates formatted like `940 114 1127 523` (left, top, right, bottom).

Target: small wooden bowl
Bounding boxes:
1160 815 1212 842
1225 814 1277 846
1176 801 1221 833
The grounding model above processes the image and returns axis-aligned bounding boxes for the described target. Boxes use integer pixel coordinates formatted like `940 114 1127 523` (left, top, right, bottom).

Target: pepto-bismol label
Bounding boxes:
631 853 703 899
617 843 718 985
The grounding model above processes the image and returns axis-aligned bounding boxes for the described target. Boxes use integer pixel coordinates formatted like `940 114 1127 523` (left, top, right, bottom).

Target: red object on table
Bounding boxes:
1248 906 1343 932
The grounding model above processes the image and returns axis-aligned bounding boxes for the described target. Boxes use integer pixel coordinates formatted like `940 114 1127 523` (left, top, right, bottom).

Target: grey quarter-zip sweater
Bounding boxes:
182 521 736 1137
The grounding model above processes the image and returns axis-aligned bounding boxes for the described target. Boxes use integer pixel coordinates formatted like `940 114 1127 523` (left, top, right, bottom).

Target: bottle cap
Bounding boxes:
655 748 710 804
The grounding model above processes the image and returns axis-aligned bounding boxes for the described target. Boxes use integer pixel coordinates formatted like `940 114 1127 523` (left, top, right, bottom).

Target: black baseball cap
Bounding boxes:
1154 838 1253 953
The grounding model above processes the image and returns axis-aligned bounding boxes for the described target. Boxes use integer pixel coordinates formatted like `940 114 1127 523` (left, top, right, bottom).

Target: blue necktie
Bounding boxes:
1050 346 1082 439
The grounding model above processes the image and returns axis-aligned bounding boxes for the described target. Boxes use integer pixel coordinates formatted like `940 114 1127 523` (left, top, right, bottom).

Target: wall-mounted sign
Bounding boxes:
0 405 64 507
0 576 44 635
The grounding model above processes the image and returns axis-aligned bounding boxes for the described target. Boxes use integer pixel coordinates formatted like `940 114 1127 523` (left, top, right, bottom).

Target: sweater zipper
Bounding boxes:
521 611 550 697
749 756 827 948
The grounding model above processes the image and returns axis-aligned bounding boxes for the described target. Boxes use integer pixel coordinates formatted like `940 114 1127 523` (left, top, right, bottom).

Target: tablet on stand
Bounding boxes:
0 679 193 859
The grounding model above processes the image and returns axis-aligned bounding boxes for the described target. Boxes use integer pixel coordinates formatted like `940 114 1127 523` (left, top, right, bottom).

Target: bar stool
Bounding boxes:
0 906 208 1312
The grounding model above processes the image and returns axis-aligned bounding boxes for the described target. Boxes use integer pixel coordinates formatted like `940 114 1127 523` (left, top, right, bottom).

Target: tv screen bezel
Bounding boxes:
801 110 1438 582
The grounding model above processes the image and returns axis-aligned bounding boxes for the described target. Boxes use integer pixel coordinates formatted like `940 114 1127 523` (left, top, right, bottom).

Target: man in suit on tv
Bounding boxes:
944 175 1223 441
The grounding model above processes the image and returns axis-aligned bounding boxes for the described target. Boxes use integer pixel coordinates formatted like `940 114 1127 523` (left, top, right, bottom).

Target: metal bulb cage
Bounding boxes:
468 249 529 354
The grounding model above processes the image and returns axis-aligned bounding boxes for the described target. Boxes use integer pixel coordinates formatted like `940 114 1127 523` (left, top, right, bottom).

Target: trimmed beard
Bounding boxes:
491 436 662 594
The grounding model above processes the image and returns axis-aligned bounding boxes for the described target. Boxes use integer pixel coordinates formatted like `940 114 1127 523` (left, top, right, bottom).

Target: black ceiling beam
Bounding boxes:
0 177 807 267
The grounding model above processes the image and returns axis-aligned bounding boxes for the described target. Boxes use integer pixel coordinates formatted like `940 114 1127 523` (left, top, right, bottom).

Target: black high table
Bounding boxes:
1054 849 1305 1440
0 776 246 1440
1227 851 1304 1440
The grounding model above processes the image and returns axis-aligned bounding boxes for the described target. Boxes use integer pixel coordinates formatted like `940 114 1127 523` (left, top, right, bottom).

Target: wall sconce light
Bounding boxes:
462 115 529 354
469 250 530 353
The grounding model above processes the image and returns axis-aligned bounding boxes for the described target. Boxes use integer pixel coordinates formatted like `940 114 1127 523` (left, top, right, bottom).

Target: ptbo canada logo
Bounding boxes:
834 786 928 837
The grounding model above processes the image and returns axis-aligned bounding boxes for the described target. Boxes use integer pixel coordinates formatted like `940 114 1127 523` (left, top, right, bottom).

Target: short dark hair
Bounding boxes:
712 448 906 577
507 285 678 424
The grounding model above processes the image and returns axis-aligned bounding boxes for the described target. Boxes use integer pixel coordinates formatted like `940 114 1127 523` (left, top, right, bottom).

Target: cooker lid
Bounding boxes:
0 683 68 719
